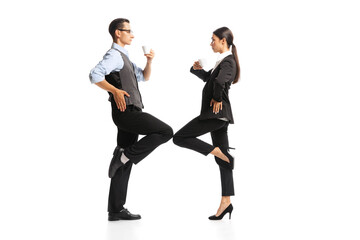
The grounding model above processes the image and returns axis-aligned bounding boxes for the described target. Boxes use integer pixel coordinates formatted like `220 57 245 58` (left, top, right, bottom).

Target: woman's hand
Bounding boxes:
193 61 203 70
210 98 222 114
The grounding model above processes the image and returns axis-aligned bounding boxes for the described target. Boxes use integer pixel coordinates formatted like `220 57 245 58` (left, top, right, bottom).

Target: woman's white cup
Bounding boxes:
198 58 207 68
142 46 151 54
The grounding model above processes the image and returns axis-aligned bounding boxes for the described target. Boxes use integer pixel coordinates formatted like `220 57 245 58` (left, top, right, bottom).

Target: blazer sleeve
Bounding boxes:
190 66 211 82
213 59 234 102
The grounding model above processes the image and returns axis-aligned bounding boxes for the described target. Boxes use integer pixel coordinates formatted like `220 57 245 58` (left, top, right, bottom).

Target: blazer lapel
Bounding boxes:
209 55 232 77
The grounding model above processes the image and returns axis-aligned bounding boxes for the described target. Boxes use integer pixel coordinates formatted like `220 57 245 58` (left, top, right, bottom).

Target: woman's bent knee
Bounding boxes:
173 134 184 146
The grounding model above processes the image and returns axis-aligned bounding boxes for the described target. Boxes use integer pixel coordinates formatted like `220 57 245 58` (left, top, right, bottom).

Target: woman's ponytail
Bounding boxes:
213 27 240 84
231 43 240 84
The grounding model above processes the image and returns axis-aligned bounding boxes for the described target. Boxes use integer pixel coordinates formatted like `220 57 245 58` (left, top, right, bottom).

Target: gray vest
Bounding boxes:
105 49 144 109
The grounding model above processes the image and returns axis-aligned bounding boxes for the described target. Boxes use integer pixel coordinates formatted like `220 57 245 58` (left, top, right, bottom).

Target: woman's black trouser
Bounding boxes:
173 116 234 196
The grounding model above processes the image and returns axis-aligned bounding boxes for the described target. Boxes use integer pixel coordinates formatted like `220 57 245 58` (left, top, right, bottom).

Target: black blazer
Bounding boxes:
190 55 236 124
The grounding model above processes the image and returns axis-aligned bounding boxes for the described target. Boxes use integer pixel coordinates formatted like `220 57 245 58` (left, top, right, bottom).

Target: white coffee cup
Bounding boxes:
198 58 207 68
142 46 151 54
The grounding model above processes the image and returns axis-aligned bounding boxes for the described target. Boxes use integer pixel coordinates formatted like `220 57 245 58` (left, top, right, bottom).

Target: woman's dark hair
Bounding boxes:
109 18 130 40
213 27 240 84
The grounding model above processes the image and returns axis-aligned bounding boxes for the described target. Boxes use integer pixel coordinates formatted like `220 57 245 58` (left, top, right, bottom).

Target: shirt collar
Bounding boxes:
217 50 232 62
112 42 129 58
211 50 232 73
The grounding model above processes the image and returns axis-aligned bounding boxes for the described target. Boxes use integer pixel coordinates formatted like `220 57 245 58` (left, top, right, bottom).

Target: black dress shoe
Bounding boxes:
108 146 124 178
108 209 141 221
209 204 233 220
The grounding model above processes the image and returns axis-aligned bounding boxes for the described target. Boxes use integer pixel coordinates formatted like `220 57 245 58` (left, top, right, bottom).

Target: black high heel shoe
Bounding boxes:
218 146 235 170
209 204 233 220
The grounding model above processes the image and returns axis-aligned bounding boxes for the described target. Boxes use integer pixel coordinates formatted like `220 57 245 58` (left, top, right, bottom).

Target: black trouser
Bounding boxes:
173 116 234 196
108 105 173 213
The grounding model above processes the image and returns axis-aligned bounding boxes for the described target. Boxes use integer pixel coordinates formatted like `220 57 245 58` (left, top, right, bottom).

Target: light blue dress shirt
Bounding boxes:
89 43 145 84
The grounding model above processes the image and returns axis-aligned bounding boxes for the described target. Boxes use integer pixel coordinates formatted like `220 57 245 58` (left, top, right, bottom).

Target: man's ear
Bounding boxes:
115 29 121 39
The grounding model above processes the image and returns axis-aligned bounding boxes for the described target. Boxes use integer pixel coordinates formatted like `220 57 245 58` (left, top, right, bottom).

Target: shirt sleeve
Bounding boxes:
132 63 145 82
89 50 124 84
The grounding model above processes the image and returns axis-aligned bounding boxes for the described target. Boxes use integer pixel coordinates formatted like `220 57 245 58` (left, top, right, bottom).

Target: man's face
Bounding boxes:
118 22 134 46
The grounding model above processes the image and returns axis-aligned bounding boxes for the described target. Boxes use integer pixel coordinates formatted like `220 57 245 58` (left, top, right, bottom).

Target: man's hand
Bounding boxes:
94 80 129 111
144 49 155 63
113 89 130 112
210 98 222 114
143 50 155 81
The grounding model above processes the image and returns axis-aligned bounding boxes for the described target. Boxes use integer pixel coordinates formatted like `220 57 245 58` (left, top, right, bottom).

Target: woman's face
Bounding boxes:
210 34 223 53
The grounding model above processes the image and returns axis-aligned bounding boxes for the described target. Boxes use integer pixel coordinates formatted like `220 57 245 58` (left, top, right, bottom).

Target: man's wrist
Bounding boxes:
110 87 119 95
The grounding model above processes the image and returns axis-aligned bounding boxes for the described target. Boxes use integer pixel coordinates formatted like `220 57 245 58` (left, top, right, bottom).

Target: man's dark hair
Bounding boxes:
109 18 130 40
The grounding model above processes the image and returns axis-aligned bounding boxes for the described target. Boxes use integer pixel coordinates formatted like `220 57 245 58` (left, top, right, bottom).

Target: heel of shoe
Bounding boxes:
108 215 120 221
229 204 233 220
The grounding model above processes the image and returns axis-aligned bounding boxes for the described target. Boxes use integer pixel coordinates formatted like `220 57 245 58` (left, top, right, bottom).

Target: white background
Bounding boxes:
1 0 359 239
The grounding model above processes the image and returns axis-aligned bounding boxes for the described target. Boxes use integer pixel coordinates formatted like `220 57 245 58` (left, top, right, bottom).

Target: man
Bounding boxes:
89 18 173 221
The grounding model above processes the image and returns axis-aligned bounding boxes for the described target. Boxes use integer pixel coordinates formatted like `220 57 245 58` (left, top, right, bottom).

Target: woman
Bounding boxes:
173 27 240 220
